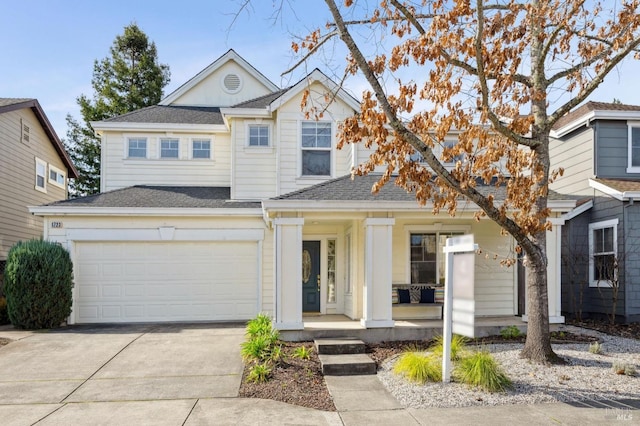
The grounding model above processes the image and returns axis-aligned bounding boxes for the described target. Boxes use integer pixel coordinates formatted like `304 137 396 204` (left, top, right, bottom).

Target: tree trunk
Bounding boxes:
520 230 563 364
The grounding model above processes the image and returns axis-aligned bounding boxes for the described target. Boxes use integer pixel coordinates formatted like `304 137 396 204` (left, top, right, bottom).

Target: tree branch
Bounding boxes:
281 30 338 76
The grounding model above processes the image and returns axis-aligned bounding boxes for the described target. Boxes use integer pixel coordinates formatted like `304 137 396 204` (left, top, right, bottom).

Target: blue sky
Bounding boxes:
2 1 640 140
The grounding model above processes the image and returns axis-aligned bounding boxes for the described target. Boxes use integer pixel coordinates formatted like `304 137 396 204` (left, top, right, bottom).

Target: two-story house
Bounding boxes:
551 101 640 323
0 98 77 278
30 50 576 329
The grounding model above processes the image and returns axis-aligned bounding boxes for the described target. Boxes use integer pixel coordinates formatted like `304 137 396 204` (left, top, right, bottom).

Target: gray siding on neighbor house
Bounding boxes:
594 120 640 179
623 202 640 321
561 209 590 317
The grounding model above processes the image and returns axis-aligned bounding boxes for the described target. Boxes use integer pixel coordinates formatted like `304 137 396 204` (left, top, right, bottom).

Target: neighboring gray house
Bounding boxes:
551 101 640 323
0 98 78 271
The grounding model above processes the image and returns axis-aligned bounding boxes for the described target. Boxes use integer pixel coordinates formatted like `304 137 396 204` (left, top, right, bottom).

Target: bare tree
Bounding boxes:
291 0 640 363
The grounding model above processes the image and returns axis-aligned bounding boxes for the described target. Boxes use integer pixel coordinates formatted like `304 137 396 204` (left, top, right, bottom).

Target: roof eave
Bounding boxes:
220 107 272 118
29 206 263 217
589 178 640 201
552 110 640 138
90 121 228 133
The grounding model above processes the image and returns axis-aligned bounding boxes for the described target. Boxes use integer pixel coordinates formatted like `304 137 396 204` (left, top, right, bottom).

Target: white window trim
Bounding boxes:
48 164 66 189
588 218 618 288
35 157 47 193
411 137 463 166
159 137 181 160
246 123 272 149
189 136 214 160
299 121 333 178
404 224 471 285
125 136 149 159
626 121 640 173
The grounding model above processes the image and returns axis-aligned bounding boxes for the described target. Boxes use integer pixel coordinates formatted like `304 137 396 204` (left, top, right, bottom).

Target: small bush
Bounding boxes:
454 350 512 393
431 334 469 361
0 297 9 325
500 325 524 339
4 240 73 329
293 345 312 360
589 341 604 355
246 313 275 339
612 361 637 377
394 352 442 383
246 362 272 383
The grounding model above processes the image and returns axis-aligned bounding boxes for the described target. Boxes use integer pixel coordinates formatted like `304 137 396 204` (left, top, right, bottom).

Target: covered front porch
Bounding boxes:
280 314 539 343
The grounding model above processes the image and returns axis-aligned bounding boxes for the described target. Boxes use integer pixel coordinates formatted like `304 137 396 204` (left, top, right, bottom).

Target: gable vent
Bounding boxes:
223 73 242 93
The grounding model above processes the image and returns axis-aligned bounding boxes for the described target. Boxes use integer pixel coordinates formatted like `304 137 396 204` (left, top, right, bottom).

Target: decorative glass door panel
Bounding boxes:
302 241 321 312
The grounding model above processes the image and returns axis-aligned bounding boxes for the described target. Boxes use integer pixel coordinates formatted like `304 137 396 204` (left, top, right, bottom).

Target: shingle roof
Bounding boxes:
273 174 572 202
0 98 34 108
553 101 640 130
592 178 640 193
232 89 289 108
102 105 223 125
44 186 261 209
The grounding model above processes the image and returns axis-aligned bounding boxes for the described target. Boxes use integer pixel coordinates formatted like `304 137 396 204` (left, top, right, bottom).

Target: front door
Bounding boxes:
302 241 321 312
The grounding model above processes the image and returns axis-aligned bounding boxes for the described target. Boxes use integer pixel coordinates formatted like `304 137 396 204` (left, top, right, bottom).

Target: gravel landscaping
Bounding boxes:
377 325 640 408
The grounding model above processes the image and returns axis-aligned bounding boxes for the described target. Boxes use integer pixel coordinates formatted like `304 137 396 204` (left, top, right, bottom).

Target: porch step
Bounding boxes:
315 338 366 355
318 353 377 376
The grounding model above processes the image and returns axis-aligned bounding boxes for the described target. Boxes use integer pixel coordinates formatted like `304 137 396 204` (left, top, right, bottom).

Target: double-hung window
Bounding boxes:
160 138 179 159
409 140 464 165
35 158 46 192
589 219 618 287
628 124 640 172
128 138 147 158
301 121 331 176
410 231 463 285
192 139 211 159
248 124 269 147
48 165 65 188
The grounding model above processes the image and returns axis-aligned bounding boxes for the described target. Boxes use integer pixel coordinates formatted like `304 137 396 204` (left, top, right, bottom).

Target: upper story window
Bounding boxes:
627 124 640 172
410 140 464 165
248 124 270 147
128 138 147 158
589 219 618 287
160 138 179 159
192 139 211 159
301 121 331 176
35 158 46 192
48 165 66 189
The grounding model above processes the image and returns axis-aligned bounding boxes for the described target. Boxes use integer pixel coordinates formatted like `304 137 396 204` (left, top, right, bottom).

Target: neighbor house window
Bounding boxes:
628 124 640 171
35 158 46 192
410 231 463 285
301 121 331 176
128 138 147 158
248 124 269 147
48 165 66 188
589 219 618 287
192 139 211 159
160 138 179 159
409 140 463 165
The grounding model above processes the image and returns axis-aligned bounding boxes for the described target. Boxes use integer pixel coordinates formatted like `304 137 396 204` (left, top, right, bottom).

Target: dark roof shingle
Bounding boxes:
232 89 289 108
44 186 261 209
102 105 223 125
554 101 640 130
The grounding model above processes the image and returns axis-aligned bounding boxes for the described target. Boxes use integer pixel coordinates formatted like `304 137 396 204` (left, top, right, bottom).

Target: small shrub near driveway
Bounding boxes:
4 239 73 329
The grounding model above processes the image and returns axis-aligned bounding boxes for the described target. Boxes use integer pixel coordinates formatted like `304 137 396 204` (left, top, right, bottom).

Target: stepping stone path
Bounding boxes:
315 338 376 376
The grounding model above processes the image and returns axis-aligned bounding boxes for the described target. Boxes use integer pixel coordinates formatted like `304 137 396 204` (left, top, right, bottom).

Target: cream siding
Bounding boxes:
101 131 231 191
0 108 68 259
171 61 273 107
232 118 278 200
549 128 594 196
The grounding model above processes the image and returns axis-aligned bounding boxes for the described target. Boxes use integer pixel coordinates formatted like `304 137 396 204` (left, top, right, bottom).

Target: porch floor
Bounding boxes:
280 315 534 343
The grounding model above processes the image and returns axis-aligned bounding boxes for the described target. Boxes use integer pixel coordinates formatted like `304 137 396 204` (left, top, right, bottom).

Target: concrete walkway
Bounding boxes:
0 324 637 425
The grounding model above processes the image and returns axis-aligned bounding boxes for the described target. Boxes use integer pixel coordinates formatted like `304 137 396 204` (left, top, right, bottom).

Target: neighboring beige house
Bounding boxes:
0 98 77 266
31 50 576 328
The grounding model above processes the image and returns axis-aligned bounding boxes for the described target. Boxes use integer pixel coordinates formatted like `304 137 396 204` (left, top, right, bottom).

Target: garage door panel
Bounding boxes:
75 241 259 323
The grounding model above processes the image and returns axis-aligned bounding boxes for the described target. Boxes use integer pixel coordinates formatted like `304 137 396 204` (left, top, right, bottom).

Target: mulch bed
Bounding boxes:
569 319 640 340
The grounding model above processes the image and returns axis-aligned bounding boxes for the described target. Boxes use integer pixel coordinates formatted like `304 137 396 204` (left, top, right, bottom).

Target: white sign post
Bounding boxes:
442 235 478 383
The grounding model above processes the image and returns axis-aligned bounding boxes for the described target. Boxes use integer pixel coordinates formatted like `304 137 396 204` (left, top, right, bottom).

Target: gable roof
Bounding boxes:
0 98 78 178
232 89 289 109
160 49 279 106
33 185 261 210
589 178 640 201
552 101 640 138
100 105 224 125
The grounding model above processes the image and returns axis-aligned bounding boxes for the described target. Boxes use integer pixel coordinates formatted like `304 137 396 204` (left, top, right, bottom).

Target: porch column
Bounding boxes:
547 218 566 324
361 218 395 328
273 218 304 330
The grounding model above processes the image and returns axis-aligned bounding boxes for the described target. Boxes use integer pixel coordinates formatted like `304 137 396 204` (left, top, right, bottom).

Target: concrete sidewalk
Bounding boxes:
0 324 636 425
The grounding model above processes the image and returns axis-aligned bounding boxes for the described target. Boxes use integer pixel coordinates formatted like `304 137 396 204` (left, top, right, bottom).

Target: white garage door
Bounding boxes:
74 241 259 323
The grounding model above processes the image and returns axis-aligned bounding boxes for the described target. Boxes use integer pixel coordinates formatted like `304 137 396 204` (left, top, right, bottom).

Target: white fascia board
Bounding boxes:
547 199 578 211
160 50 279 106
552 110 640 138
589 178 640 201
561 199 593 221
29 206 263 217
90 121 228 134
219 107 271 118
270 69 361 113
